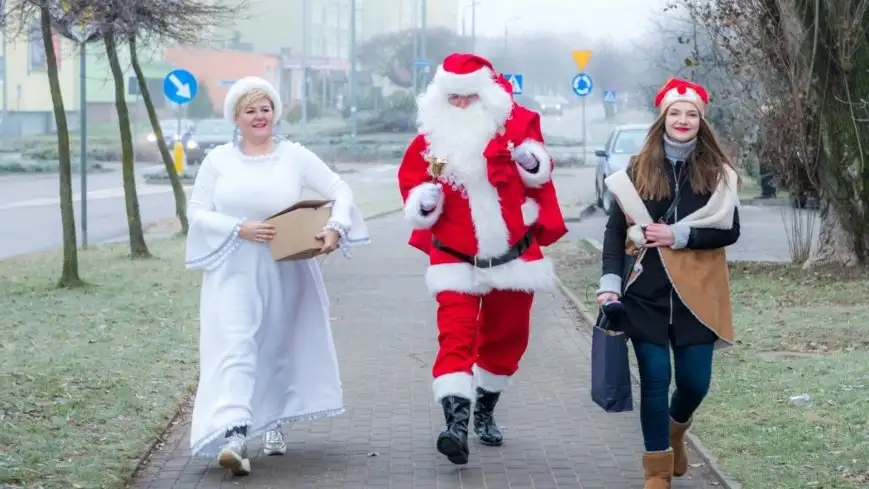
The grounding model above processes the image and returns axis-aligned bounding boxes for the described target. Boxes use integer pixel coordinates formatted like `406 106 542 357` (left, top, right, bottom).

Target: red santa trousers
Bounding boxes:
431 288 534 402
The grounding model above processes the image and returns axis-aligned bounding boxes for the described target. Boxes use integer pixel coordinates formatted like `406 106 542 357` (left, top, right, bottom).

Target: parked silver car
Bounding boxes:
594 123 651 214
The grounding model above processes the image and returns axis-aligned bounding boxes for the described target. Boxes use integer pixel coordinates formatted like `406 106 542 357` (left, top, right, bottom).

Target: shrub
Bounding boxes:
143 165 198 184
285 101 322 123
21 142 161 163
0 158 106 174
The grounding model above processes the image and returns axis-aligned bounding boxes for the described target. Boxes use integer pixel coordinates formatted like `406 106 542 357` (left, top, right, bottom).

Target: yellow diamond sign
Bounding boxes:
571 50 592 71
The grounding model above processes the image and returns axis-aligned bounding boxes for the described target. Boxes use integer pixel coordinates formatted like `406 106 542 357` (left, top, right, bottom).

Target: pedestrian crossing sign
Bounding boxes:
604 90 617 103
503 73 524 95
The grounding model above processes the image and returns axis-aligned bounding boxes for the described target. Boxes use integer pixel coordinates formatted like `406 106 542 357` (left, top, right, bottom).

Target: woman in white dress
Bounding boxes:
184 76 370 476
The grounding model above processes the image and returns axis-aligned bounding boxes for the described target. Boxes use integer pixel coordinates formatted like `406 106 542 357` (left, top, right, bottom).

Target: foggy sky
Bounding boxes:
464 0 670 42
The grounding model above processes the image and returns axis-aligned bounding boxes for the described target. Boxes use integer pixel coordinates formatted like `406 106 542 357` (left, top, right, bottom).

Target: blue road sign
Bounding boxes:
413 59 430 67
603 90 617 103
163 69 198 105
503 73 524 95
572 73 593 97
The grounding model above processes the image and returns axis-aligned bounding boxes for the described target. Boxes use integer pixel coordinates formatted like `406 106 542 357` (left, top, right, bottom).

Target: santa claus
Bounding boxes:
397 52 565 465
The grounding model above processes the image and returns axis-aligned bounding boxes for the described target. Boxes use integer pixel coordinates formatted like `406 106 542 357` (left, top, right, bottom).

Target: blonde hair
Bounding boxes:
234 89 274 119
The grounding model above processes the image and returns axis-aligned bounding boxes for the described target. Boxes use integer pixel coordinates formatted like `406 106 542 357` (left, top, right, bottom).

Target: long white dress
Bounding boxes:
184 140 370 458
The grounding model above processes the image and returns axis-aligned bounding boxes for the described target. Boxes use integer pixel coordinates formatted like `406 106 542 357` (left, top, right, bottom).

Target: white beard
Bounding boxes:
416 85 512 189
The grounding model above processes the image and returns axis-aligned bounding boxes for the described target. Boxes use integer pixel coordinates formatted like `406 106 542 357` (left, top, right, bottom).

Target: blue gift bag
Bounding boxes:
590 327 634 413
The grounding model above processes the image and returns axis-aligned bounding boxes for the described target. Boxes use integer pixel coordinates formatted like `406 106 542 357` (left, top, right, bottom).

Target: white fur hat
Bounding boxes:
223 76 282 123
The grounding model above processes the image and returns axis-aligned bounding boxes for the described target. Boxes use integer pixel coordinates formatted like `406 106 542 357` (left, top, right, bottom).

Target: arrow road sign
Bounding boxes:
572 72 593 97
163 69 198 105
604 90 617 103
503 73 524 95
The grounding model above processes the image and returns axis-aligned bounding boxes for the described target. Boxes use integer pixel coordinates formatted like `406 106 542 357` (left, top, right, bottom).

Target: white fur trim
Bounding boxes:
425 257 556 296
627 225 646 246
515 140 552 188
472 365 511 393
433 372 474 402
604 166 738 230
521 198 540 226
660 87 705 115
404 183 444 229
223 76 283 123
463 170 511 259
431 65 498 96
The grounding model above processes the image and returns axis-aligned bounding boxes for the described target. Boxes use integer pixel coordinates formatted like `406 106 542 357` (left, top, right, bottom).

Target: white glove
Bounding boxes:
511 142 539 170
419 183 442 211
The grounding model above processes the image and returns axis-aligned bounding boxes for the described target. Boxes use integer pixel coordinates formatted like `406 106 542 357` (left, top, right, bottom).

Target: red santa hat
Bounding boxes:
223 76 283 123
431 53 500 96
654 77 709 116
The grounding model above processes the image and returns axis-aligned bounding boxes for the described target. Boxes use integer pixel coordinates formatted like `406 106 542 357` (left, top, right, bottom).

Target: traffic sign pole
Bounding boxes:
163 69 198 176
571 72 593 164
582 97 587 165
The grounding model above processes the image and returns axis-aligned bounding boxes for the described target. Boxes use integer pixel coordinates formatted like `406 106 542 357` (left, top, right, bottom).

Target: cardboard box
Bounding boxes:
265 199 333 261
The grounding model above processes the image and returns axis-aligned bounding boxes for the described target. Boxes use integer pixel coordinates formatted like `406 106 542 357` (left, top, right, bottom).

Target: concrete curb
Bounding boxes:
128 387 194 485
564 203 598 223
555 237 742 489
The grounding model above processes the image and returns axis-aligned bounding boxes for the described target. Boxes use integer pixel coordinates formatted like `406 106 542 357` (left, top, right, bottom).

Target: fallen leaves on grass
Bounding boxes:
0 237 199 489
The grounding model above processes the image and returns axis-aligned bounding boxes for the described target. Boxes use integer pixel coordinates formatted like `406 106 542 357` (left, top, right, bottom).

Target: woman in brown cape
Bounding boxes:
596 78 740 489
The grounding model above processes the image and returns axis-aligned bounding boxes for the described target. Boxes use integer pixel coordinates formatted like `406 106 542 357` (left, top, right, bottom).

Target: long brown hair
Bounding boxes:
629 115 739 200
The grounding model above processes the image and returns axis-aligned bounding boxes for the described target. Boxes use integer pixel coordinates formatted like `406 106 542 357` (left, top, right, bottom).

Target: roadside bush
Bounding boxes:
143 165 198 184
0 158 106 174
21 142 161 162
285 101 322 123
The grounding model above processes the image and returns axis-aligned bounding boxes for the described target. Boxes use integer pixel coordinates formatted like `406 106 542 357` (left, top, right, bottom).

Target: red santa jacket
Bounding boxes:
404 106 567 255
398 131 558 296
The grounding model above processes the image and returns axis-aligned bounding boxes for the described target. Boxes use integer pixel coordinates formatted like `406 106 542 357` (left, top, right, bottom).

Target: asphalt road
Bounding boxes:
0 106 653 260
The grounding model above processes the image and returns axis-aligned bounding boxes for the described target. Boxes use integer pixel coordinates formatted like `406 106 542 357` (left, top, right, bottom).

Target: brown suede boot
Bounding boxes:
670 417 692 477
642 450 673 489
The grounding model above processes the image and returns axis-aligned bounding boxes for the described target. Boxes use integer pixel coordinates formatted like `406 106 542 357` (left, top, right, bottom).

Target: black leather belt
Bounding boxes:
432 232 533 269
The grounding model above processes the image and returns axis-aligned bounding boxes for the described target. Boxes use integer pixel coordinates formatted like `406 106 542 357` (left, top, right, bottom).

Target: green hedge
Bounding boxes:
0 158 106 174
143 165 198 184
22 143 161 162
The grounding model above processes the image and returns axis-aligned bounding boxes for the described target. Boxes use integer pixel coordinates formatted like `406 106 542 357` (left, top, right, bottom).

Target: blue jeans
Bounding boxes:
632 339 714 452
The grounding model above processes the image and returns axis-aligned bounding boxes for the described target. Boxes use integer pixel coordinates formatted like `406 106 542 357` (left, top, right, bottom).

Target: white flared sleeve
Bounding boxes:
296 144 371 258
184 157 245 270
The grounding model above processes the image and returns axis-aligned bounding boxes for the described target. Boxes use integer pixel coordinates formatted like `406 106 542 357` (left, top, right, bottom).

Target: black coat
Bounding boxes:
601 159 740 346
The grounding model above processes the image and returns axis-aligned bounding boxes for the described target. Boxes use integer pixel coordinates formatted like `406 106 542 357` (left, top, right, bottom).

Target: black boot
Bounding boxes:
473 387 504 446
436 396 471 465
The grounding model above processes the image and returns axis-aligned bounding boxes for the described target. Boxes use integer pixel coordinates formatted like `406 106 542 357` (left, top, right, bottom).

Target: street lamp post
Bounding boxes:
301 0 310 124
421 0 427 83
349 0 357 156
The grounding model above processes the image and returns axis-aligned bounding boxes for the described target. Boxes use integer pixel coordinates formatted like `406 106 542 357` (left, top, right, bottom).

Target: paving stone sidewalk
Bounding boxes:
133 214 720 489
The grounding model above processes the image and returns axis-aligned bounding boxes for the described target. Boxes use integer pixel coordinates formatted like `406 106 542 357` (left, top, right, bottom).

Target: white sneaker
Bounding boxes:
263 428 287 456
217 433 251 476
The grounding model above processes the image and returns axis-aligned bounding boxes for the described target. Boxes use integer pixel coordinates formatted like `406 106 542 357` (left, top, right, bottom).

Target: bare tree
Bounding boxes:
104 30 151 257
0 0 87 287
678 0 869 267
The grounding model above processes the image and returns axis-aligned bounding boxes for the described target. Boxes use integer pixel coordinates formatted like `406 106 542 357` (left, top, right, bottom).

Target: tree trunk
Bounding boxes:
804 198 859 267
105 34 150 259
129 36 189 234
40 5 83 288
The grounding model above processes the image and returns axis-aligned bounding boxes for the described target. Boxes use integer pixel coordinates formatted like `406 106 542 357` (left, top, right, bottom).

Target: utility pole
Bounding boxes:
1 22 7 150
349 0 358 156
420 0 427 87
301 0 310 123
471 1 476 52
411 0 419 95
